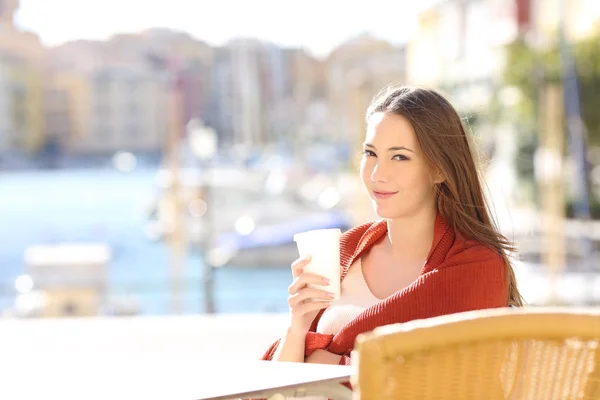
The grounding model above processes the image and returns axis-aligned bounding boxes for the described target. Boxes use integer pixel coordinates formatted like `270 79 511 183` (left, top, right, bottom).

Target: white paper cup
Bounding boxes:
293 228 342 300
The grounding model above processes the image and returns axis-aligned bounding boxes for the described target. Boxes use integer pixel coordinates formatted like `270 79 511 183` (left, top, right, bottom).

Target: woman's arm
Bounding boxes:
272 256 334 362
273 328 307 362
305 349 343 365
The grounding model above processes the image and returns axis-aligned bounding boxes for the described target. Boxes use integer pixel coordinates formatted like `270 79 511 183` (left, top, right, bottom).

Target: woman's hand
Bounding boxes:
287 256 335 335
305 349 343 365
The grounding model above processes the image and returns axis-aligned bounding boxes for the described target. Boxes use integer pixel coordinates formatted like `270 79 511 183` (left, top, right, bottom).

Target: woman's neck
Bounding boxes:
384 206 437 263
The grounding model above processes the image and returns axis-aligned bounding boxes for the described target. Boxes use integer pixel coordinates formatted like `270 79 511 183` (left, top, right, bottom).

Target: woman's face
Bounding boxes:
360 112 441 219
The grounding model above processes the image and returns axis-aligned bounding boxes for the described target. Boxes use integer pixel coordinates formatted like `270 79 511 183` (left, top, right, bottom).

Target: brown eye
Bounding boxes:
363 150 376 157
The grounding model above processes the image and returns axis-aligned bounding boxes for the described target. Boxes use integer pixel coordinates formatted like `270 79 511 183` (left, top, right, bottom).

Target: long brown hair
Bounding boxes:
367 85 523 307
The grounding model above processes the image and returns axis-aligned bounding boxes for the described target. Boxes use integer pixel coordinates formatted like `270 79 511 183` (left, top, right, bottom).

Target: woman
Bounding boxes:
262 85 523 366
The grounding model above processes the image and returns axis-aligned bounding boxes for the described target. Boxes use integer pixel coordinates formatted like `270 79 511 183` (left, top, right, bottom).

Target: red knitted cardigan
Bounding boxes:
261 214 509 365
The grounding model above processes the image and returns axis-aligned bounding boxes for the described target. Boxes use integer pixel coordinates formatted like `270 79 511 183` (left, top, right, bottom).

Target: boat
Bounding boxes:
144 166 354 267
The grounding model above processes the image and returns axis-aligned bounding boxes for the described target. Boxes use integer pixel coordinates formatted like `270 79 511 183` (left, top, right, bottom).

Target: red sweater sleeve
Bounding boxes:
339 353 352 366
260 332 334 361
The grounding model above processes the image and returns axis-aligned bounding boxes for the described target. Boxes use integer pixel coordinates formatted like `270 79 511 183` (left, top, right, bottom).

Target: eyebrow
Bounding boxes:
364 143 415 153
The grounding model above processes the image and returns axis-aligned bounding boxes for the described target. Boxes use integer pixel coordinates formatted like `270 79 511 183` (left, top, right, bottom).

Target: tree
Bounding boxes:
504 31 600 146
574 34 600 148
502 31 600 217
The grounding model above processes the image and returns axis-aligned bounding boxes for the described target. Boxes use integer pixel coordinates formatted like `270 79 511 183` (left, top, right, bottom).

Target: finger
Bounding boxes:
291 256 311 278
288 273 330 295
288 288 335 308
294 300 332 315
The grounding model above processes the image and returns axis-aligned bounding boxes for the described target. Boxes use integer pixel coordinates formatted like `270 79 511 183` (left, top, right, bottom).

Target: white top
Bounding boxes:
316 259 382 335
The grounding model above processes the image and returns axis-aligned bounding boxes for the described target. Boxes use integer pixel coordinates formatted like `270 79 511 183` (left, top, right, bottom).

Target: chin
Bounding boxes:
373 205 402 219
375 212 403 220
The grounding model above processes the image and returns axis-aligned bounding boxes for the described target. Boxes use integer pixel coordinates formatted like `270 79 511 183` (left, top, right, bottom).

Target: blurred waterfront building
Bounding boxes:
43 71 90 157
83 66 167 155
43 29 215 157
0 0 44 156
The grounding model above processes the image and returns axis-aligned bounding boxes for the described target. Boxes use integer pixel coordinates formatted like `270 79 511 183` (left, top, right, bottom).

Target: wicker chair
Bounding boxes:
352 307 600 400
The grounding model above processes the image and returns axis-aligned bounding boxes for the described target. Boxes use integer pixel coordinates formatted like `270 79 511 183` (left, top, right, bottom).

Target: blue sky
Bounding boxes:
15 0 440 55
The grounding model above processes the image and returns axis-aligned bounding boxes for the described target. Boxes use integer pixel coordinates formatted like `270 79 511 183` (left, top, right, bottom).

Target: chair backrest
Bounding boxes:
352 307 600 400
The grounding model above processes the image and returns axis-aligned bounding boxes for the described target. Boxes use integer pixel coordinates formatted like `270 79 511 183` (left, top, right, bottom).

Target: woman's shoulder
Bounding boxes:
442 233 506 269
339 220 387 269
340 221 376 240
340 220 384 250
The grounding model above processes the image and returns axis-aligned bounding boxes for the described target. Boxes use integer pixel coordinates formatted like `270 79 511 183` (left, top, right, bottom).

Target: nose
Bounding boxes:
370 161 389 183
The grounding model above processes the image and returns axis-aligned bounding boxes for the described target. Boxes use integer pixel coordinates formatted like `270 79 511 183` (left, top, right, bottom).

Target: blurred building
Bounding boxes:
43 71 90 156
535 0 600 42
278 49 332 147
45 45 168 156
287 48 326 118
228 39 269 148
179 59 212 126
406 0 535 210
43 29 215 156
79 66 167 155
0 0 44 155
407 0 515 117
46 40 107 73
44 41 107 158
45 65 169 157
133 29 214 126
23 243 109 318
407 0 600 131
261 43 292 143
208 39 318 151
207 47 235 146
406 0 600 208
326 34 406 157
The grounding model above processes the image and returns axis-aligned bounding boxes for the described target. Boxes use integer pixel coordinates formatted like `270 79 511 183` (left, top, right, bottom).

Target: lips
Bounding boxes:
373 190 398 200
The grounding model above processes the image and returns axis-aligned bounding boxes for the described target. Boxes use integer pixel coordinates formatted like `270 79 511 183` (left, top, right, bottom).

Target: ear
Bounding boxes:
432 168 445 184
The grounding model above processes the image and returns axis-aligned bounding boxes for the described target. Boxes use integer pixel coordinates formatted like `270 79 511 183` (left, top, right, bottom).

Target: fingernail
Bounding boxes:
322 277 330 284
305 256 312 261
327 292 335 299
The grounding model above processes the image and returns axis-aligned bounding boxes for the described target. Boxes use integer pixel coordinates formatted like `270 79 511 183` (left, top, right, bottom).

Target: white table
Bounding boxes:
0 351 354 400
197 361 354 400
